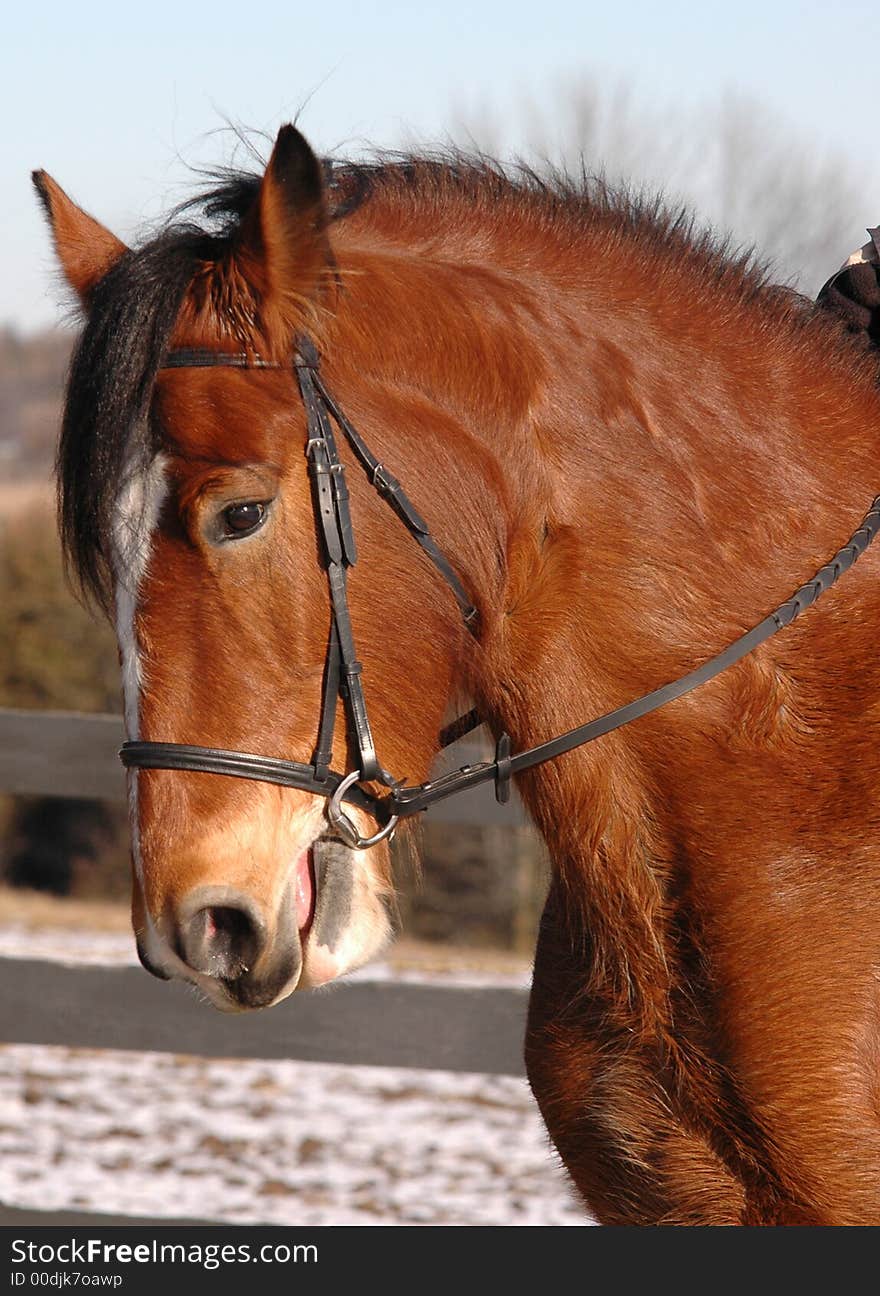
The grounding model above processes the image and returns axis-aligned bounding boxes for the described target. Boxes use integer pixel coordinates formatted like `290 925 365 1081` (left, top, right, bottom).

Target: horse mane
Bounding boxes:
58 148 877 610
329 152 880 380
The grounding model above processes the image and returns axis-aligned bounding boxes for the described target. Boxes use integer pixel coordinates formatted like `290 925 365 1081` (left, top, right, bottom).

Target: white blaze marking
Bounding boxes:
112 450 168 886
106 452 390 1000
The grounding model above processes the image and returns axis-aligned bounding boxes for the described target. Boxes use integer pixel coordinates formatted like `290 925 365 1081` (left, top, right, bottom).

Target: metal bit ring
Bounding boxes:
328 771 399 850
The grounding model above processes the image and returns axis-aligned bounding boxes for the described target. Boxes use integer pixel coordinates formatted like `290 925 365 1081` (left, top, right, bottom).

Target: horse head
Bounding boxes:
35 127 502 1010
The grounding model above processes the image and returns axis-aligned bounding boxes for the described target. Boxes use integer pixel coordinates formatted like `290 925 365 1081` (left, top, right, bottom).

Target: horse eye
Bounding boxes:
221 501 267 538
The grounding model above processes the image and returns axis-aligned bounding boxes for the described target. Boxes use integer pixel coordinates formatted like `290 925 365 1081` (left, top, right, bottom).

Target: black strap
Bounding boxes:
494 732 512 805
312 372 479 630
438 708 482 748
165 341 479 630
162 349 278 369
385 494 880 817
297 359 381 783
312 619 342 781
119 741 383 814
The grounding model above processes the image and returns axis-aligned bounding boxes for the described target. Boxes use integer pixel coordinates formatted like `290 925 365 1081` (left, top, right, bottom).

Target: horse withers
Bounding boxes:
34 126 880 1223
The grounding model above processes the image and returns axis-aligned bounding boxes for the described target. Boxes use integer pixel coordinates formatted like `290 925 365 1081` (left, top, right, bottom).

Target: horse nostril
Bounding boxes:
175 893 267 981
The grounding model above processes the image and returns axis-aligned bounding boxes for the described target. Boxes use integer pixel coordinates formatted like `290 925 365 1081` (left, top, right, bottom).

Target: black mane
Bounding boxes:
60 164 322 609
59 227 231 610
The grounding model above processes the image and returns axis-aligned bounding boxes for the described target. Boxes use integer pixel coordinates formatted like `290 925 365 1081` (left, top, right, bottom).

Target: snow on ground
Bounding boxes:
0 924 588 1226
0 925 137 968
0 922 532 987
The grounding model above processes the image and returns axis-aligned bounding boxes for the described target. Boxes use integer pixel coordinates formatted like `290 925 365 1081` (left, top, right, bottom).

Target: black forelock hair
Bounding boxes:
58 160 339 612
57 231 210 610
56 158 372 612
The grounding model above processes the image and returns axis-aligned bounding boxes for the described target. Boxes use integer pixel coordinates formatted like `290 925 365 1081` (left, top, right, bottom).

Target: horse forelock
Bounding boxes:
58 233 201 611
57 165 325 613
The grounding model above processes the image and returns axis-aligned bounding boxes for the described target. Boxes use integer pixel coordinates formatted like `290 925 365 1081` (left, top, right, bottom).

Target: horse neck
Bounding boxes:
326 208 880 766
322 200 880 1035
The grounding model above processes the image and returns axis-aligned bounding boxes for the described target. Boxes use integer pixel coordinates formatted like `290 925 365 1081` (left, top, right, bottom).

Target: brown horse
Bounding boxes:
34 125 880 1224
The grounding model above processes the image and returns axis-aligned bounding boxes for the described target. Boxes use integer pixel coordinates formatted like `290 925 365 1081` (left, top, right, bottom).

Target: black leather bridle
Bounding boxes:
120 335 880 848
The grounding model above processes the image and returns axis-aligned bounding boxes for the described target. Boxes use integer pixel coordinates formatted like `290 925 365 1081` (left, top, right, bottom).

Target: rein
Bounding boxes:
120 337 880 847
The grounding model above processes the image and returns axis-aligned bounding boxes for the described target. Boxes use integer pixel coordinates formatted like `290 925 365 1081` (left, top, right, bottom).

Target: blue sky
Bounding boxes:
7 0 880 330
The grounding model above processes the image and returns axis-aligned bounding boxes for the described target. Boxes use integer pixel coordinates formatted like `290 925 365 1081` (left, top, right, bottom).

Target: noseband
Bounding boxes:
120 336 880 848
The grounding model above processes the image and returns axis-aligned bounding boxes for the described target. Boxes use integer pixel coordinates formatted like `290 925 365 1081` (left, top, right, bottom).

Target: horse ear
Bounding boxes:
32 171 129 308
239 125 330 315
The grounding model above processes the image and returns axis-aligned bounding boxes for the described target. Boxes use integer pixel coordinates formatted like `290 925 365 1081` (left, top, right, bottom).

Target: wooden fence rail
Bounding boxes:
0 957 527 1076
0 706 529 825
0 961 529 1227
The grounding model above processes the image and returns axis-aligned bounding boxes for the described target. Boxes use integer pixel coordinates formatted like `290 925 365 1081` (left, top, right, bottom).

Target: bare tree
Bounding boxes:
452 78 869 294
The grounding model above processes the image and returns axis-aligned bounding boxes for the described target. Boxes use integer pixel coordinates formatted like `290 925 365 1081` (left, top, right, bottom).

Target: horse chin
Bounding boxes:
216 832 394 1004
297 834 395 989
133 828 394 1011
